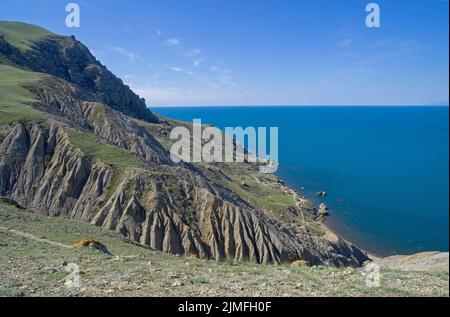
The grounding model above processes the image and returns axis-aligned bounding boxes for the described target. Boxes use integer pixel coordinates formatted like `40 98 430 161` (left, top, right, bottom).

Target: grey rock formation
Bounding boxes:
372 252 449 272
0 121 368 266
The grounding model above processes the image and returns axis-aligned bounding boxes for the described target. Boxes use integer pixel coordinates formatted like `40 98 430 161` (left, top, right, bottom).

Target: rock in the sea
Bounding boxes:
316 191 327 197
319 203 329 215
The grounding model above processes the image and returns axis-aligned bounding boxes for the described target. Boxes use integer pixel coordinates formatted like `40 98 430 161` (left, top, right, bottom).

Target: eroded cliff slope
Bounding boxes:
0 21 369 266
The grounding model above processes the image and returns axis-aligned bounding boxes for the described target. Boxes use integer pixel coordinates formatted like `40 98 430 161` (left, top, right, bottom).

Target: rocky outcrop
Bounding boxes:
30 76 170 165
373 252 449 272
319 203 329 216
0 123 112 219
91 171 368 265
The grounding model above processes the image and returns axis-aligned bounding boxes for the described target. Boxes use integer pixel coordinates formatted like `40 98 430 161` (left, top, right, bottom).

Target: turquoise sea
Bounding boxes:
153 106 449 256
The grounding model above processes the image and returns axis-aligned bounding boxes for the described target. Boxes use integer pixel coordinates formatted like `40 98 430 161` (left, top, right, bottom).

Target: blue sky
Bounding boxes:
1 0 448 106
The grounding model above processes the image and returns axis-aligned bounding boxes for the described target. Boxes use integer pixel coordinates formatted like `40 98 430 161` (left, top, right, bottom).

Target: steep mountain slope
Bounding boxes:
0 21 369 266
0 21 157 123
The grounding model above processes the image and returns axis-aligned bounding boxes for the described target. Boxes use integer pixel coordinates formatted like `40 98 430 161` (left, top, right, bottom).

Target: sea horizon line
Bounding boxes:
151 104 450 108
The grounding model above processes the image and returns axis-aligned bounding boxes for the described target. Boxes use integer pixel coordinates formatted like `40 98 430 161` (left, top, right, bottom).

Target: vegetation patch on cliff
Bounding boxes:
0 65 45 125
67 130 145 203
68 129 143 169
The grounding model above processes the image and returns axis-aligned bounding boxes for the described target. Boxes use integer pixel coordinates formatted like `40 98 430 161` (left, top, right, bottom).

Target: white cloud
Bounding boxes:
166 38 180 46
217 73 235 88
186 48 202 57
111 46 141 63
338 39 353 48
168 66 184 72
133 86 211 106
193 59 205 67
119 37 238 105
133 84 244 106
167 66 196 77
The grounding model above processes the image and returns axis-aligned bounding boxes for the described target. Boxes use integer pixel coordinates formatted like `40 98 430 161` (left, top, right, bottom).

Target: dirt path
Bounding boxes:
250 174 261 184
0 225 74 249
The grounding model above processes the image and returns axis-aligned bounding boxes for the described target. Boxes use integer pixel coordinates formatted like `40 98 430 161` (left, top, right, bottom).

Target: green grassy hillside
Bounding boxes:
0 21 54 51
0 64 46 125
0 202 448 297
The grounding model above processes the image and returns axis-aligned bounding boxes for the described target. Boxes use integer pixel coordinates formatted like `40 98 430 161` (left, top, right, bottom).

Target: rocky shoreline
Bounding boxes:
274 177 449 271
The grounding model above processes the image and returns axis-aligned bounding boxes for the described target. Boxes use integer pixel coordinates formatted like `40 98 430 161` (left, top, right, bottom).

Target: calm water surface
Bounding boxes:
153 106 449 256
